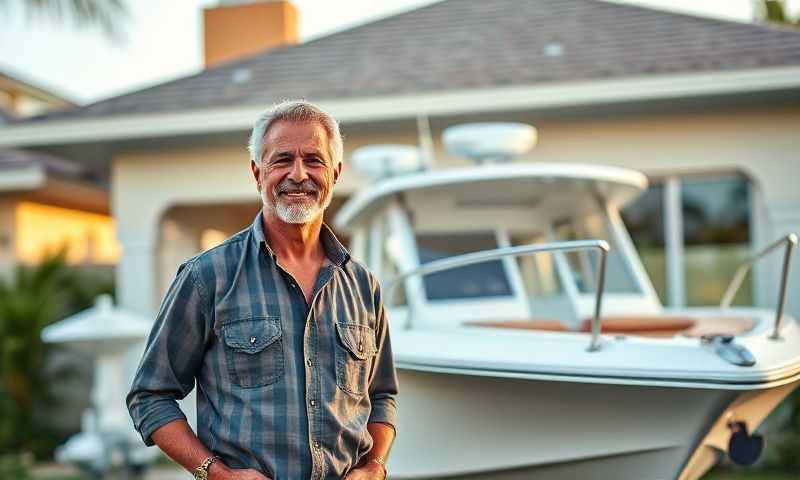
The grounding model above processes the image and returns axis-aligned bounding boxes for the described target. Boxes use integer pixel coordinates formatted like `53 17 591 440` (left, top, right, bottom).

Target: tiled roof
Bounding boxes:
30 0 800 121
0 149 85 179
0 69 76 108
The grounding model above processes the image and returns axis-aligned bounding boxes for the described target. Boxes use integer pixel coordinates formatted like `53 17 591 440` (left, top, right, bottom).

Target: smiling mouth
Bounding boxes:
280 191 316 200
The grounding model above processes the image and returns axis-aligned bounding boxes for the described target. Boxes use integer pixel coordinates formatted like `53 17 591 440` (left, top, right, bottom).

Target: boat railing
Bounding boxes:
386 240 611 352
720 233 798 340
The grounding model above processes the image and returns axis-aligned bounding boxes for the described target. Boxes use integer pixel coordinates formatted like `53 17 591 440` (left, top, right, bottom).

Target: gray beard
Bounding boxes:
263 186 333 224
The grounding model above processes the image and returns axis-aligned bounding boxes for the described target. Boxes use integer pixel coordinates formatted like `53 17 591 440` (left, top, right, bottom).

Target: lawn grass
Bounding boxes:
703 467 799 480
33 476 82 480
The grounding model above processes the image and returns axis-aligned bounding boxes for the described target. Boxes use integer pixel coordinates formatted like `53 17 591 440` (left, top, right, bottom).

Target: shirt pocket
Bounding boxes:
334 322 378 396
221 316 285 388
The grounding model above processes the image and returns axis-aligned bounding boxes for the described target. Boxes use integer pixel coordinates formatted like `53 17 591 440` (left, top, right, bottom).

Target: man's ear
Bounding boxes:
250 160 261 190
333 160 343 184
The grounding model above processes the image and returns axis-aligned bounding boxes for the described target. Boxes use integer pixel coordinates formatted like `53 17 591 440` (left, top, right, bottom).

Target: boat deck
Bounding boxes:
464 316 755 338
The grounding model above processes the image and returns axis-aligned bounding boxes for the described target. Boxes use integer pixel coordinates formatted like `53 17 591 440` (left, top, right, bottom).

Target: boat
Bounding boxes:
333 122 800 480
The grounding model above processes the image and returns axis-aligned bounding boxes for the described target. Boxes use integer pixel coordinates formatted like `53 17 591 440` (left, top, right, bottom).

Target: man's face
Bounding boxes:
252 120 341 224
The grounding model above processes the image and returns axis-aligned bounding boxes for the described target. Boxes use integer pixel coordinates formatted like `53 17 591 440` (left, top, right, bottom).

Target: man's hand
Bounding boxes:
345 422 394 480
344 461 385 480
209 461 272 480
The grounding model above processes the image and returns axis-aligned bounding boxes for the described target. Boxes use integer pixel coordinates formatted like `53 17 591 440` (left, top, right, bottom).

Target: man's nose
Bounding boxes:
287 157 308 182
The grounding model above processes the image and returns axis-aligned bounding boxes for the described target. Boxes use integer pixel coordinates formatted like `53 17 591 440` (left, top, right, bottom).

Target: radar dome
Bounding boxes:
351 145 424 180
443 122 537 163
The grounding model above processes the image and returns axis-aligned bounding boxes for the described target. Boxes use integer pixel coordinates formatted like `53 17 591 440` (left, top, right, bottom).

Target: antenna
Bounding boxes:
416 113 436 170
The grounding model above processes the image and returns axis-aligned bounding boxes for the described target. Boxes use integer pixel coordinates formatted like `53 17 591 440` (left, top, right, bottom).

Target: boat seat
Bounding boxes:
464 316 755 338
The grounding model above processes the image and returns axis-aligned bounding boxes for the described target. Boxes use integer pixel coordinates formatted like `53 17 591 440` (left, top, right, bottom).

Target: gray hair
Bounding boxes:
248 100 344 167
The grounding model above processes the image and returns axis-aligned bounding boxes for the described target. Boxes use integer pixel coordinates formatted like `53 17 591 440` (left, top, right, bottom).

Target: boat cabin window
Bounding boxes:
554 215 641 294
416 232 513 301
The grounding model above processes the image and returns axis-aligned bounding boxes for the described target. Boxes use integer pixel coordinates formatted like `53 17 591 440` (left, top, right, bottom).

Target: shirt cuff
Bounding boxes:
134 400 188 446
368 397 397 430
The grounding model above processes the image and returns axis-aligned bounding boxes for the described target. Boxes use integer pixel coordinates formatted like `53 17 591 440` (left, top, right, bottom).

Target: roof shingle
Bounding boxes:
31 0 800 121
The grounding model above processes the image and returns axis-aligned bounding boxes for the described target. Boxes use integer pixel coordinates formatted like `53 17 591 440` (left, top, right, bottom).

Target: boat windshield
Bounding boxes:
553 214 642 294
416 232 513 301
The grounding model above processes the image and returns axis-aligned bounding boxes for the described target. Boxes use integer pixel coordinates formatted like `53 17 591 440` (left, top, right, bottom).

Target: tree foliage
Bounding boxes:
0 249 114 459
754 0 800 26
0 0 129 39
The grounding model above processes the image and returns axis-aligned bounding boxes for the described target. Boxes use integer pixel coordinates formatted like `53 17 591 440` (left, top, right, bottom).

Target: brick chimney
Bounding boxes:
203 0 299 68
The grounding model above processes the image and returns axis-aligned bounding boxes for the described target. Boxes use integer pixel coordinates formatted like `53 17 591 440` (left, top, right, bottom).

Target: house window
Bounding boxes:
621 173 751 307
681 175 751 306
15 202 121 265
201 229 228 251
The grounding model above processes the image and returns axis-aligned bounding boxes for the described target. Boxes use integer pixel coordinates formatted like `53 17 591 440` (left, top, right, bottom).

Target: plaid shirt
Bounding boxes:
126 210 398 480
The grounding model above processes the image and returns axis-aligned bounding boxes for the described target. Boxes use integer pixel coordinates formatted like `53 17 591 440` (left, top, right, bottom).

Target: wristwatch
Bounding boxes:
194 455 219 480
370 457 388 479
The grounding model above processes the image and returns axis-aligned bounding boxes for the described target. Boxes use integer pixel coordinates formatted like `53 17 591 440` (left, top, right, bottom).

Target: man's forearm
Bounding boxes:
348 422 395 479
150 419 222 478
364 422 395 463
151 420 270 480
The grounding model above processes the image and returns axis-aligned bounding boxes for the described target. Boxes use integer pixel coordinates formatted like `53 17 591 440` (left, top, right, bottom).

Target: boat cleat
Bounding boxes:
701 335 756 367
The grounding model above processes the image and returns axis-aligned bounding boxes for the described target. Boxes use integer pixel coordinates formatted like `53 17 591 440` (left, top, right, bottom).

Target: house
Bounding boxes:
0 70 73 117
0 0 799 320
0 70 117 278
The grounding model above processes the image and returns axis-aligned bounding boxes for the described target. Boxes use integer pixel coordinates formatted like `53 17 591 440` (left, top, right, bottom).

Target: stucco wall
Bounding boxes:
514 107 800 207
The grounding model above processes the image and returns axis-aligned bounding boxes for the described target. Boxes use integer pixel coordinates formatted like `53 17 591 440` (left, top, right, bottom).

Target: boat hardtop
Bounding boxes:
335 162 648 229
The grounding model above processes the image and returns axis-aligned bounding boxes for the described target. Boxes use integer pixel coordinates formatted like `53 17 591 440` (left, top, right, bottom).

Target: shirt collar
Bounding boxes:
251 209 350 267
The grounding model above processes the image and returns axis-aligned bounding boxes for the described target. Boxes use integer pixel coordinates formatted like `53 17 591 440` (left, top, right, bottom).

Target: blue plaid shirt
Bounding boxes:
126 210 398 480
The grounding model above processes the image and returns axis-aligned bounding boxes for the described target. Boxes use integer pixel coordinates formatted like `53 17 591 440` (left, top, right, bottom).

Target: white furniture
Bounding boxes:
42 295 159 477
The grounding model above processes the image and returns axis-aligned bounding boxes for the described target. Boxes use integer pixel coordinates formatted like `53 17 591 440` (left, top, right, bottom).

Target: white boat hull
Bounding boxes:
388 368 799 480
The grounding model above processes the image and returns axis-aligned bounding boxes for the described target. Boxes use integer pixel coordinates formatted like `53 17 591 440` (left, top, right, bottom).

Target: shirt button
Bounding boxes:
310 399 316 406
358 342 364 352
306 359 313 367
313 440 320 449
250 336 256 344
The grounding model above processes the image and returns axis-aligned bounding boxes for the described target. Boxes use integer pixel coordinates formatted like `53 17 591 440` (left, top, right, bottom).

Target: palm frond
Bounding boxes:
754 0 799 25
0 0 129 39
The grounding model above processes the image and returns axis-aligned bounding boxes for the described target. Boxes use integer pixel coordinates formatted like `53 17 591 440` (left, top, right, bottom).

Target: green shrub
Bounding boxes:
0 250 114 460
772 388 800 471
0 453 32 479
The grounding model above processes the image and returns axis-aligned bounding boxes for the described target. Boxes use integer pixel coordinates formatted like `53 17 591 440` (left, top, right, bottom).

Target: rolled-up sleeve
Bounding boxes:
126 259 211 446
367 280 399 429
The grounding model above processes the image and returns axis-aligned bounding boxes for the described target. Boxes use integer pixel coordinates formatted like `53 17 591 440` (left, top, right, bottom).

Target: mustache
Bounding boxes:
275 179 319 195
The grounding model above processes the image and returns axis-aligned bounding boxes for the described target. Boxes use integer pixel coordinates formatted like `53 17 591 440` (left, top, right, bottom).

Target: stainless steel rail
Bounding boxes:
720 233 798 340
386 240 610 352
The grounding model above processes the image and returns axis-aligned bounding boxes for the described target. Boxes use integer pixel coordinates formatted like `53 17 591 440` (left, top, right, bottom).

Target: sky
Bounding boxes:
0 0 797 104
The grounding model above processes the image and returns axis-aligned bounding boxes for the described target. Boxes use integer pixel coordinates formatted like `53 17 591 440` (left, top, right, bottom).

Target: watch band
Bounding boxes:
194 455 219 480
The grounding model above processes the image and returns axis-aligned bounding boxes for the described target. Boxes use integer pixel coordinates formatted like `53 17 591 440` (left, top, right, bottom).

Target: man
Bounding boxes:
127 100 398 480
